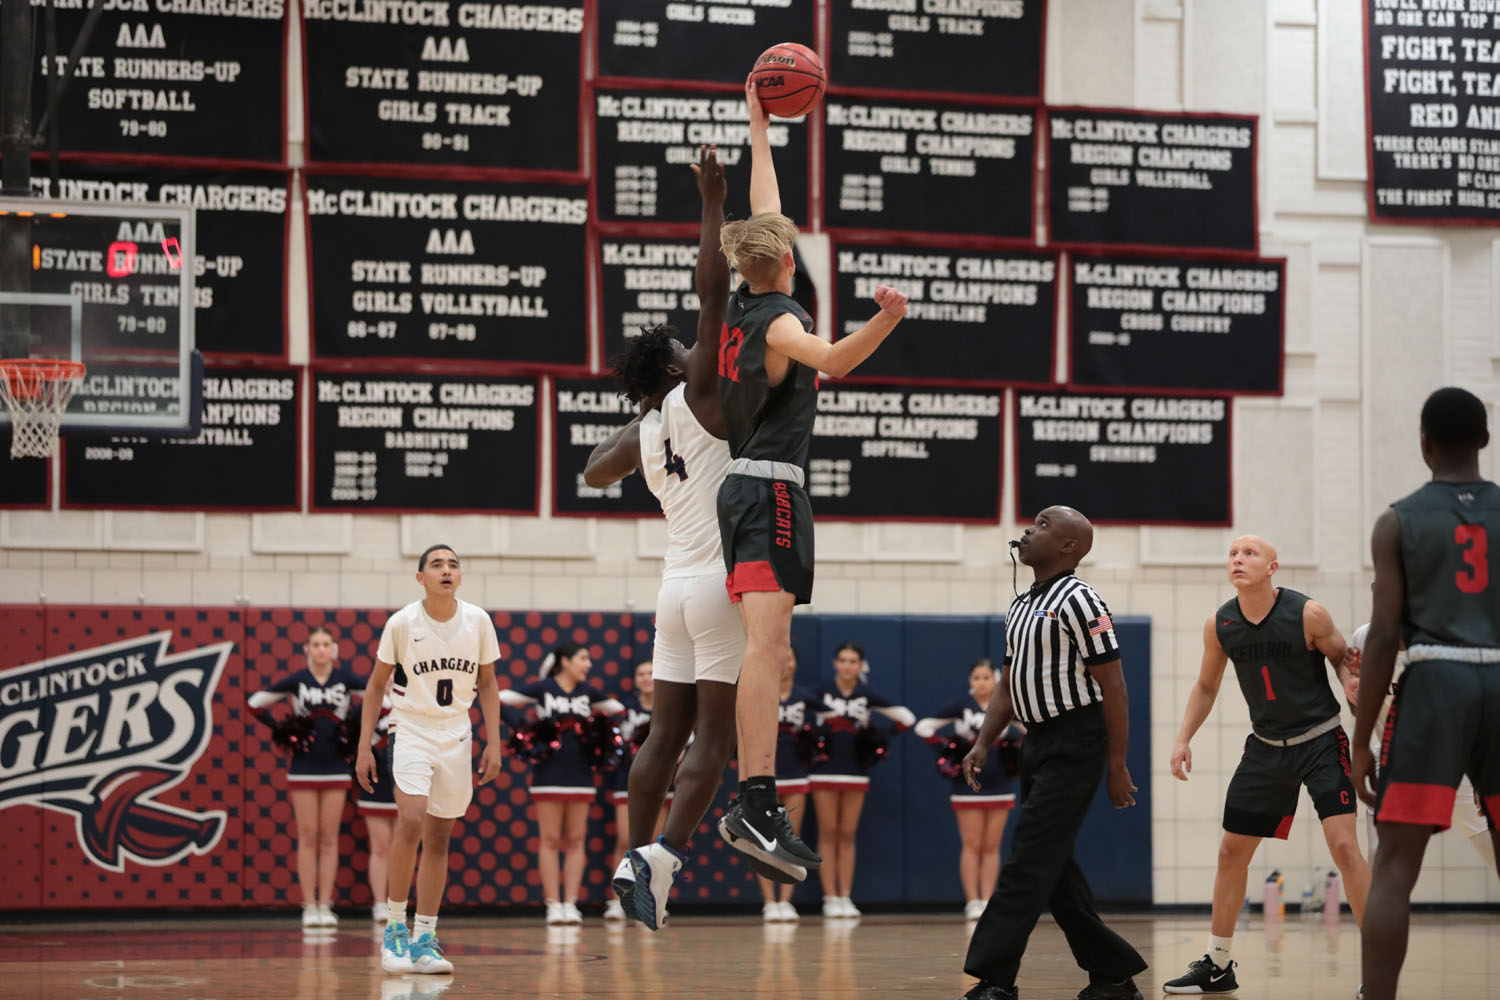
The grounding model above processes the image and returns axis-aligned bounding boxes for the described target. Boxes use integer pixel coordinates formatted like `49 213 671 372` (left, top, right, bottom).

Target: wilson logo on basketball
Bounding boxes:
0 632 232 872
758 54 796 67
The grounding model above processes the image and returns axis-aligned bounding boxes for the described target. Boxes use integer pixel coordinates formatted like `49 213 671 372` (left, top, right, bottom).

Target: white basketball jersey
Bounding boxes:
377 599 499 725
639 383 732 579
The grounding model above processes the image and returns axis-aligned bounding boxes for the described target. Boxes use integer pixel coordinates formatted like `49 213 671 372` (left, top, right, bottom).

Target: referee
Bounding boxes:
955 506 1147 1000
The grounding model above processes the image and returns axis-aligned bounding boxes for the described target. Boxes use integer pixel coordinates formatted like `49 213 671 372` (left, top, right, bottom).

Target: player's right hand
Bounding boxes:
1170 741 1192 781
355 748 377 794
744 78 769 130
691 144 726 204
962 743 988 792
1352 743 1378 807
873 284 908 318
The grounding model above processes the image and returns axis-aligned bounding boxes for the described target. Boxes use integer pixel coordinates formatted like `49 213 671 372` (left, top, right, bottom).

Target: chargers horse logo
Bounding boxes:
0 632 232 872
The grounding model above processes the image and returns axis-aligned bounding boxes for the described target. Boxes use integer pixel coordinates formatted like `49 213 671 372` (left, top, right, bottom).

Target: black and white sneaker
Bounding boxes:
718 796 819 881
1163 955 1238 994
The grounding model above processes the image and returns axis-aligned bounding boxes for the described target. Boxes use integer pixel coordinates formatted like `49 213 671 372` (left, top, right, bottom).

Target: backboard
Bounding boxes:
0 198 201 434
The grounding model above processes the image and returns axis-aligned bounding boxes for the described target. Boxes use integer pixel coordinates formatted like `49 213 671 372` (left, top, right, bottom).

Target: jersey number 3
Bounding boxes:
1455 524 1489 594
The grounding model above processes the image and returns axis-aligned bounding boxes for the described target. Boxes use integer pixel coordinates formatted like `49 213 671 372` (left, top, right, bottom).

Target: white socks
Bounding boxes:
387 899 409 927
414 913 437 939
1209 934 1233 967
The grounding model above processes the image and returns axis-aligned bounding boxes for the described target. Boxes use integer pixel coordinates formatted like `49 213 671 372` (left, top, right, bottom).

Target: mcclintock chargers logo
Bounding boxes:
0 632 232 872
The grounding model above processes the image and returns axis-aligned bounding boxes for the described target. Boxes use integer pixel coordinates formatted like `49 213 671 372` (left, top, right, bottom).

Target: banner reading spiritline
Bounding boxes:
0 633 232 872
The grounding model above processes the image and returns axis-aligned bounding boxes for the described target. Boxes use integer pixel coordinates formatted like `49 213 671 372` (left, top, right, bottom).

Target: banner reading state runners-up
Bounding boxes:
810 384 1002 520
1068 253 1283 393
1364 0 1500 225
595 1 816 83
1047 108 1258 252
1015 391 1230 525
833 243 1055 385
551 378 660 517
306 176 587 367
304 0 583 171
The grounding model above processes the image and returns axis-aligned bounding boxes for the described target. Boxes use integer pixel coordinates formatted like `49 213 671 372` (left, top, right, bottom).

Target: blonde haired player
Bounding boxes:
356 543 503 976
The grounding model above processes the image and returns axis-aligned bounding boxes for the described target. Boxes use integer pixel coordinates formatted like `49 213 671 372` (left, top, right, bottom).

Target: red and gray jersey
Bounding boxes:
1216 588 1339 741
1392 479 1500 648
717 281 817 466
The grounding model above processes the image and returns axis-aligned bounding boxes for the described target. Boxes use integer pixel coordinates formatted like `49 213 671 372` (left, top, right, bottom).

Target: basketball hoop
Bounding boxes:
0 358 86 459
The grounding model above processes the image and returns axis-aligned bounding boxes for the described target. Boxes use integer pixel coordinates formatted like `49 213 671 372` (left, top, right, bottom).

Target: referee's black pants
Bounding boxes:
964 702 1146 987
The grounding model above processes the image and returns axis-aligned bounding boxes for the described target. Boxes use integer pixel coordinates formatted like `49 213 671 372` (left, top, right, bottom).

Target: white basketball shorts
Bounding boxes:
652 572 746 686
389 716 474 819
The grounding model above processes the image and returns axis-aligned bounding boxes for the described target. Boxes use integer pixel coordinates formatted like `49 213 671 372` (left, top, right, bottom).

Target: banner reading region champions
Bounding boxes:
597 236 706 360
1015 391 1230 525
833 243 1055 385
28 0 285 164
1046 108 1258 252
594 87 811 225
595 1 816 83
824 97 1035 237
1068 253 1283 393
303 0 583 171
810 384 1002 520
828 0 1046 99
1364 0 1500 225
63 368 300 510
551 378 660 517
312 372 539 513
306 176 587 367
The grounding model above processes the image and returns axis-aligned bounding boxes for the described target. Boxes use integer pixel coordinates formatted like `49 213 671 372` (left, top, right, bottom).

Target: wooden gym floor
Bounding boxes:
2 910 1495 999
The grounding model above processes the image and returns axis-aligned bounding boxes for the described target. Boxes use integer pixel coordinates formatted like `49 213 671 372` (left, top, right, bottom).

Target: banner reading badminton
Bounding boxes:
1015 391 1230 525
1364 1 1500 225
597 237 706 361
551 379 660 517
595 1 817 83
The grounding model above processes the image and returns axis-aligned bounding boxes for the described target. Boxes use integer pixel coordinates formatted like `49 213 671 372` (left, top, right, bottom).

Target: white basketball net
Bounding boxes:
1 360 85 459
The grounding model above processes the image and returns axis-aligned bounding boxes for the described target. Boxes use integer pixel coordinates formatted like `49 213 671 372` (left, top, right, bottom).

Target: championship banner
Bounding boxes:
62 367 300 510
303 0 584 173
1014 390 1231 525
597 236 706 361
593 86 812 226
810 384 1002 521
305 176 588 368
832 242 1056 386
1364 0 1500 225
1067 253 1283 394
1046 107 1259 253
595 1 817 83
310 371 539 513
827 0 1046 100
551 378 660 517
30 167 290 359
823 96 1035 239
27 2 285 164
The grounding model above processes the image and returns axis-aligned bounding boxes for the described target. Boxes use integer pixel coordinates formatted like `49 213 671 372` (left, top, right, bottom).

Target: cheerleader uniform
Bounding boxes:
807 679 915 792
609 692 654 807
915 696 1020 810
249 666 364 787
357 696 398 816
501 679 624 803
775 685 822 796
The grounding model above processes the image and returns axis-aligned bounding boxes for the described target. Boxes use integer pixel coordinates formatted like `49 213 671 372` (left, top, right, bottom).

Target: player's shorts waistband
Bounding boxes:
1405 643 1500 664
728 458 805 487
1252 713 1341 748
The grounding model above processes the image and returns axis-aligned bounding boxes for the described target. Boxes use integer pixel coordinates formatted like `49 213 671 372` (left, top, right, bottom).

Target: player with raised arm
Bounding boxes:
715 80 908 882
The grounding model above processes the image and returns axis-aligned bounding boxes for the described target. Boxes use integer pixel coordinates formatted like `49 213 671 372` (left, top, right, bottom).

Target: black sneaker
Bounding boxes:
1163 955 1238 994
718 796 820 881
1076 979 1143 1000
956 981 1018 1000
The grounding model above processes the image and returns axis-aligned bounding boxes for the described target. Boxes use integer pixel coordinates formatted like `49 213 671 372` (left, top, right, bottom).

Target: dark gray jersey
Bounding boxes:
717 282 817 467
1217 588 1340 740
1393 479 1500 648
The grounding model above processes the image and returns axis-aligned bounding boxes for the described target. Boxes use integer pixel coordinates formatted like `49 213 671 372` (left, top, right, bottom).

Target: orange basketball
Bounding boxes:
749 42 826 119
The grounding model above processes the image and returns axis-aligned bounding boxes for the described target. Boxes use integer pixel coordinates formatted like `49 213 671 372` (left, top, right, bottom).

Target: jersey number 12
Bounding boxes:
1455 524 1489 594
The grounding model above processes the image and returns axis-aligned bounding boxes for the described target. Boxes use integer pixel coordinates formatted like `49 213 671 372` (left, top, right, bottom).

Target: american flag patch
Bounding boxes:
1086 614 1113 636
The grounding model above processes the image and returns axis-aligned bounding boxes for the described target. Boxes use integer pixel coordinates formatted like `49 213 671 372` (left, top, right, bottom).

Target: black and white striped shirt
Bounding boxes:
1005 571 1122 724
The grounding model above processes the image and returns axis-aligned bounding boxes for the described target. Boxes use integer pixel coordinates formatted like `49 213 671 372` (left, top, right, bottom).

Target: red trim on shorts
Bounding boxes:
776 779 811 795
1272 814 1294 840
1483 795 1500 831
951 795 1016 812
608 790 629 806
725 560 780 603
1379 781 1458 830
358 801 398 815
809 776 870 792
287 774 351 786
531 788 598 803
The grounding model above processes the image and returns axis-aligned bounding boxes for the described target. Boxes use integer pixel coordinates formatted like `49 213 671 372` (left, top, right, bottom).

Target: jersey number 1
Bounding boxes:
1455 524 1489 594
436 678 453 706
1261 665 1276 701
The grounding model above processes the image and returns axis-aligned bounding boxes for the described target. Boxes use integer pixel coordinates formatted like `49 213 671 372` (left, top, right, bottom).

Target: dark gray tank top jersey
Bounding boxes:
718 282 817 466
1393 479 1500 648
1216 588 1340 741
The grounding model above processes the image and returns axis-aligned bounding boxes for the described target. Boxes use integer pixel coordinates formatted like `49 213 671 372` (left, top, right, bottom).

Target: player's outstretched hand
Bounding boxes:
1352 744 1378 807
477 743 503 785
873 284 908 318
744 78 769 131
1107 763 1138 809
1169 741 1192 781
691 144 726 205
961 743 988 792
355 748 377 794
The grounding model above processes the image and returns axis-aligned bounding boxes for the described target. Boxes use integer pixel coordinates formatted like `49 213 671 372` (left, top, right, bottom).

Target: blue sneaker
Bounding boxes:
629 838 684 931
381 921 413 973
410 932 454 975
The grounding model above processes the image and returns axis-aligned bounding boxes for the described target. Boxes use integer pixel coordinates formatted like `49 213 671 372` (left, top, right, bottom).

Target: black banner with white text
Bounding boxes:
595 1 817 83
598 236 708 361
552 378 659 517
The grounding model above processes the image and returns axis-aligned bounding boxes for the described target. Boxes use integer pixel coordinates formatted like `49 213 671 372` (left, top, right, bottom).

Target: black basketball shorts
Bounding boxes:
1376 657 1500 832
717 472 814 606
1222 727 1357 839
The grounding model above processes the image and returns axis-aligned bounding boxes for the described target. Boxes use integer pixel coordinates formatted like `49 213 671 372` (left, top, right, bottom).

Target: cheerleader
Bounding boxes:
247 625 364 928
759 650 821 922
605 660 665 921
809 643 915 918
500 642 623 925
914 658 1021 919
356 686 397 923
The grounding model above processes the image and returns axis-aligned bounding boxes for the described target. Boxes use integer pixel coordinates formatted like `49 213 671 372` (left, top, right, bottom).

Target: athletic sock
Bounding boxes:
1209 934 1233 967
387 899 409 927
414 914 437 939
741 775 777 810
657 835 688 861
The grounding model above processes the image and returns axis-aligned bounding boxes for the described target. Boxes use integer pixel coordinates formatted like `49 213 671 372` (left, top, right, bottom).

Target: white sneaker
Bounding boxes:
381 922 414 973
562 901 584 925
302 904 321 928
965 898 986 920
317 904 339 928
409 932 454 974
629 841 684 932
763 901 782 922
839 896 861 918
372 901 389 924
778 900 799 922
822 896 842 918
604 899 626 921
544 901 566 925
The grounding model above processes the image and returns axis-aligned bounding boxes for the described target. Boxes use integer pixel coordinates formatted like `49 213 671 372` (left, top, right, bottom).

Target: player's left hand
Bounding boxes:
477 743 502 785
1107 762 1137 809
873 284 908 319
744 78 769 130
1352 743 1378 807
691 144 726 204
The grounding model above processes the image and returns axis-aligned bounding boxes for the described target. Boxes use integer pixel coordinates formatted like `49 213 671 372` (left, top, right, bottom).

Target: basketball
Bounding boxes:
749 42 826 118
